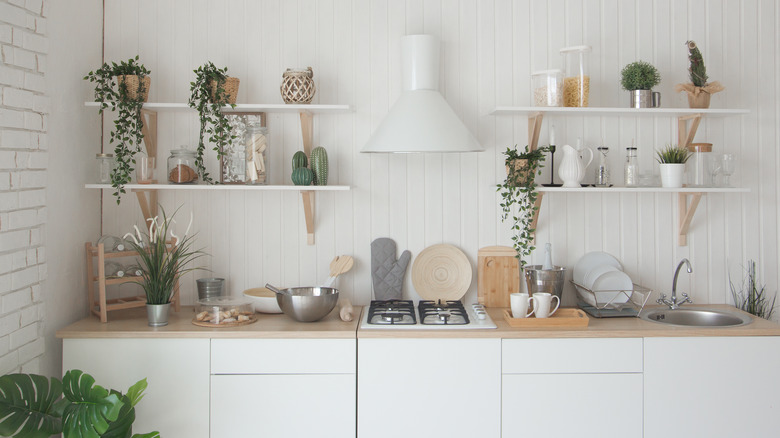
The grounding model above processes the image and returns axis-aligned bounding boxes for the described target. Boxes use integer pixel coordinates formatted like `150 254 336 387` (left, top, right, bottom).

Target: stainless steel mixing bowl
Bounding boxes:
265 284 339 322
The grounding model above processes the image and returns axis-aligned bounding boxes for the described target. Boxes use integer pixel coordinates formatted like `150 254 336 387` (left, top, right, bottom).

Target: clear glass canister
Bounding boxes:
560 45 592 107
688 143 712 187
624 147 638 186
167 148 199 184
96 153 114 183
245 122 269 185
531 69 564 107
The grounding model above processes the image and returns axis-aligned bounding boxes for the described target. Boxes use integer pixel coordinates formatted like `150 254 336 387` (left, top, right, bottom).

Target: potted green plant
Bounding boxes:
674 40 725 108
620 60 661 108
84 56 151 202
124 207 204 326
189 62 240 184
730 260 776 320
655 144 690 188
0 369 159 438
497 145 550 266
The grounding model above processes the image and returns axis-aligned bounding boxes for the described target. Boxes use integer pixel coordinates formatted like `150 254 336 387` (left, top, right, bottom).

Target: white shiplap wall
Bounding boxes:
97 0 779 310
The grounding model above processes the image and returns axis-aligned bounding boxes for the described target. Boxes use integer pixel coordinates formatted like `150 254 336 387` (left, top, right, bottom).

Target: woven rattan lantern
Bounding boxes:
281 67 316 104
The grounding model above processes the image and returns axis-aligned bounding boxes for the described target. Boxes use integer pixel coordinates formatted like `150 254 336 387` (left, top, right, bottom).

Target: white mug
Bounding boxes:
532 292 560 318
510 293 534 318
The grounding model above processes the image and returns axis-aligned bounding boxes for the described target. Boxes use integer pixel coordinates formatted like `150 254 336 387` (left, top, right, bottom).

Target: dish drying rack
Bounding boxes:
571 281 652 318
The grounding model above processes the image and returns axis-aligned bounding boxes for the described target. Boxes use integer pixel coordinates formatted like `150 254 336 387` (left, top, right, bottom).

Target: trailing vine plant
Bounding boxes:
188 62 237 184
497 145 550 267
84 56 150 203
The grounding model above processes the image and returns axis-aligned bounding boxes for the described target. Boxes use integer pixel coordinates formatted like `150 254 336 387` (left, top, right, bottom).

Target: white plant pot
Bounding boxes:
659 163 685 188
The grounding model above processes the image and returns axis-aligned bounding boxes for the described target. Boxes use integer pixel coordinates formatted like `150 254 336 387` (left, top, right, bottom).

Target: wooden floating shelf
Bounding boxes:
491 106 749 117
85 102 351 113
85 184 350 192
536 186 749 193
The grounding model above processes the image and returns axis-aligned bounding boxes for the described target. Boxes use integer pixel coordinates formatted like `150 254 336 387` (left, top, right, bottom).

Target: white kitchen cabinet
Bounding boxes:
62 338 210 438
357 338 501 438
502 338 643 438
644 336 780 438
210 338 356 438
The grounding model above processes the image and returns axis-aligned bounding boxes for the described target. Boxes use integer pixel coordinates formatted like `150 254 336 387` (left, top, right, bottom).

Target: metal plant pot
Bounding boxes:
629 90 661 108
146 303 171 327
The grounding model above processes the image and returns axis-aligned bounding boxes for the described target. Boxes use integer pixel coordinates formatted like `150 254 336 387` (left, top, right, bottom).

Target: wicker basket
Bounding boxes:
281 67 316 104
210 77 240 105
116 75 150 102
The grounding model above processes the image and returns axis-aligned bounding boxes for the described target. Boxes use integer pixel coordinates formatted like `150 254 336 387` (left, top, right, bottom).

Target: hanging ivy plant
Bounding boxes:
188 62 237 184
84 56 150 203
497 145 550 267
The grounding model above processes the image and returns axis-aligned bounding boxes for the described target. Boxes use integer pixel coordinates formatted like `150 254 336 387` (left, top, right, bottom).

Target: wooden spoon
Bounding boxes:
322 256 354 287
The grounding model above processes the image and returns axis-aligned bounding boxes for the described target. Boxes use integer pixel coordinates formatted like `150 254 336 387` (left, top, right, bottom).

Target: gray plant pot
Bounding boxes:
629 90 661 108
146 303 171 327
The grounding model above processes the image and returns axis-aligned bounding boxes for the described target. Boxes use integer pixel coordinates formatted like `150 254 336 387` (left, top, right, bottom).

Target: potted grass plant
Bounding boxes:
0 369 159 438
674 40 725 108
620 60 662 108
189 62 239 184
497 145 550 266
656 144 690 188
84 56 151 203
123 207 204 326
730 260 777 320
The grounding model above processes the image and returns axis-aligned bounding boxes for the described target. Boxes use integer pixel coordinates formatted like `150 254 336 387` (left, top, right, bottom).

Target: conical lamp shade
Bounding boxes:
362 35 483 153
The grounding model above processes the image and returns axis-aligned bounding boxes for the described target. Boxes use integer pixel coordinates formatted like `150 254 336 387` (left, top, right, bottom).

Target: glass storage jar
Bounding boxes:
96 153 114 184
167 148 199 184
531 69 564 107
560 45 592 107
194 297 255 326
687 143 712 187
245 122 269 185
624 147 638 187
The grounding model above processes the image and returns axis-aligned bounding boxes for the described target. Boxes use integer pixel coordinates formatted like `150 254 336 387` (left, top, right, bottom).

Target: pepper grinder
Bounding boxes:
542 124 562 187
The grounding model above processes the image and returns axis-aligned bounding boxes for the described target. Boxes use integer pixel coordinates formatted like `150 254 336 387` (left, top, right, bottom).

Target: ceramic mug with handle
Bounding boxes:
510 293 534 318
532 292 560 318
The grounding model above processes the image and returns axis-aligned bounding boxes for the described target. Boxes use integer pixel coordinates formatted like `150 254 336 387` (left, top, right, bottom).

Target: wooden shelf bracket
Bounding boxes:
678 113 702 149
527 112 544 151
137 109 159 222
678 192 703 246
301 190 315 245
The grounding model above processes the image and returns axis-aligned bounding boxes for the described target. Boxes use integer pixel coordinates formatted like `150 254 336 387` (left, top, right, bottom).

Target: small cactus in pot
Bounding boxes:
291 167 314 186
310 146 328 186
292 151 308 170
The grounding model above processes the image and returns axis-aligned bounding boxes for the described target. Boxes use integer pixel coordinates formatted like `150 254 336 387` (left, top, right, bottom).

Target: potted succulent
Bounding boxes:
674 40 724 108
123 207 204 326
189 62 240 184
620 60 661 108
0 369 159 438
497 145 550 266
84 56 151 202
656 144 690 188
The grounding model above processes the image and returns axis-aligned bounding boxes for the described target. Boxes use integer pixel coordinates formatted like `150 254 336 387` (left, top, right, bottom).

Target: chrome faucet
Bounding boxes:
657 258 693 309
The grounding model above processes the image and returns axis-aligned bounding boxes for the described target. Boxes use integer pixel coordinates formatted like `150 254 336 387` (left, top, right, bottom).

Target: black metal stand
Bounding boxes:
542 144 562 187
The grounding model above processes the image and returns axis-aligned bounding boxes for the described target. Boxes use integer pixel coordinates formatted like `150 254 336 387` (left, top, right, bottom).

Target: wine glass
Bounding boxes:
707 156 721 187
720 154 736 187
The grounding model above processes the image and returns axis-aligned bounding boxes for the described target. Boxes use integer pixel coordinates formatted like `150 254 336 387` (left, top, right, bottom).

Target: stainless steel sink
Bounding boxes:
640 307 753 327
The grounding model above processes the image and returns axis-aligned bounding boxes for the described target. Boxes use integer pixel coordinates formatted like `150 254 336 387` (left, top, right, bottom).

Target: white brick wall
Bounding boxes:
0 0 47 375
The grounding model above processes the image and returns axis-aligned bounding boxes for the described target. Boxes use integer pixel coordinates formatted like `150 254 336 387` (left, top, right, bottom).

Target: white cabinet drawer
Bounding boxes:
211 339 356 374
502 338 642 373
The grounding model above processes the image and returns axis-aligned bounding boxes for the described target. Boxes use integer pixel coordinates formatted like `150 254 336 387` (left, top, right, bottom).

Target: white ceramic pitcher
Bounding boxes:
557 144 594 188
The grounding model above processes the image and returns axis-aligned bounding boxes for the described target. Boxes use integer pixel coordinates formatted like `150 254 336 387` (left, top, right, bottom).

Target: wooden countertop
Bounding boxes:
57 305 780 340
56 306 361 339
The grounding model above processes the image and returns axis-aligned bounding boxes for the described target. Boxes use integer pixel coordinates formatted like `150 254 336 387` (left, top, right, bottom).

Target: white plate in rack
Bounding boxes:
573 251 623 286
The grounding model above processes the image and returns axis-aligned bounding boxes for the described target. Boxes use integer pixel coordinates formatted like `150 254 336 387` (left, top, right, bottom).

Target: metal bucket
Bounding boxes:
197 278 225 300
524 265 566 298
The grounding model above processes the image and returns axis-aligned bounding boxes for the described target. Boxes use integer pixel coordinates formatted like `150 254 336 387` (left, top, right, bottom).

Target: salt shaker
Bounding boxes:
624 147 638 187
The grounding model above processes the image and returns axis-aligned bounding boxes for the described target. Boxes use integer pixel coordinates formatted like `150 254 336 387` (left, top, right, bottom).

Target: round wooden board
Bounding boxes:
191 314 258 328
412 244 472 301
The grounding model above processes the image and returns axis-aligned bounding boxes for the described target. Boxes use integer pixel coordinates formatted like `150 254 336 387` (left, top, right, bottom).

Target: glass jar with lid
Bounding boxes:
560 45 592 107
624 147 638 187
167 148 199 184
687 143 712 187
531 69 564 107
245 122 269 185
96 153 114 184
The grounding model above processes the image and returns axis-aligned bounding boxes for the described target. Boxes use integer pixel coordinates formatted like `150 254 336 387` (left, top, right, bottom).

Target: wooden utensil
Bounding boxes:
478 246 520 308
322 255 354 287
338 297 354 322
411 244 472 302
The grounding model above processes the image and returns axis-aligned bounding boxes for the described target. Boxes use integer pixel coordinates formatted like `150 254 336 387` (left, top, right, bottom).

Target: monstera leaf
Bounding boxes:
0 373 66 438
101 379 159 438
61 370 125 438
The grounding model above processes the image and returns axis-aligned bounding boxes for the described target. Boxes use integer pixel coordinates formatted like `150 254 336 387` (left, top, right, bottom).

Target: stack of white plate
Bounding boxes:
573 252 633 308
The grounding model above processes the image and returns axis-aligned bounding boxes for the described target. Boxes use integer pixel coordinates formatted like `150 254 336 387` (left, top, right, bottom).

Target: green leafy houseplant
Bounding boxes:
124 207 205 304
188 62 238 184
0 369 158 438
497 145 550 266
655 144 691 164
731 260 776 320
620 60 661 90
84 56 150 203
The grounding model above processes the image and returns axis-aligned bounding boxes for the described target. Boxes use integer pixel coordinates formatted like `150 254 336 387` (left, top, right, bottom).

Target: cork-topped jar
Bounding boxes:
167 148 198 184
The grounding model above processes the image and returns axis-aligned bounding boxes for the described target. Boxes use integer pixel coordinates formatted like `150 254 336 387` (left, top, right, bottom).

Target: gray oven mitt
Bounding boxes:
371 238 411 301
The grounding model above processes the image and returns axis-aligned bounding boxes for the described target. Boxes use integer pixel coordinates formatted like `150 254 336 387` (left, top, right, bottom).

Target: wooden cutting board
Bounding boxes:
478 246 520 308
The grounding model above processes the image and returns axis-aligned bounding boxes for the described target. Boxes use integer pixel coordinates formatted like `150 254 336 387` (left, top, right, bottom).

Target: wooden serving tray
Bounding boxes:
503 308 589 328
191 315 257 328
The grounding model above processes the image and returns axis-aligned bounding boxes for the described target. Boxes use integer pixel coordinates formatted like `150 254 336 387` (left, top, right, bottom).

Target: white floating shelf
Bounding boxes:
85 102 351 113
491 106 749 117
86 184 350 191
536 186 749 193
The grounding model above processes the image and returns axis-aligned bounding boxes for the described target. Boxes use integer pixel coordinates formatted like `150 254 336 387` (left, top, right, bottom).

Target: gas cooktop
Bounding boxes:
359 300 497 330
